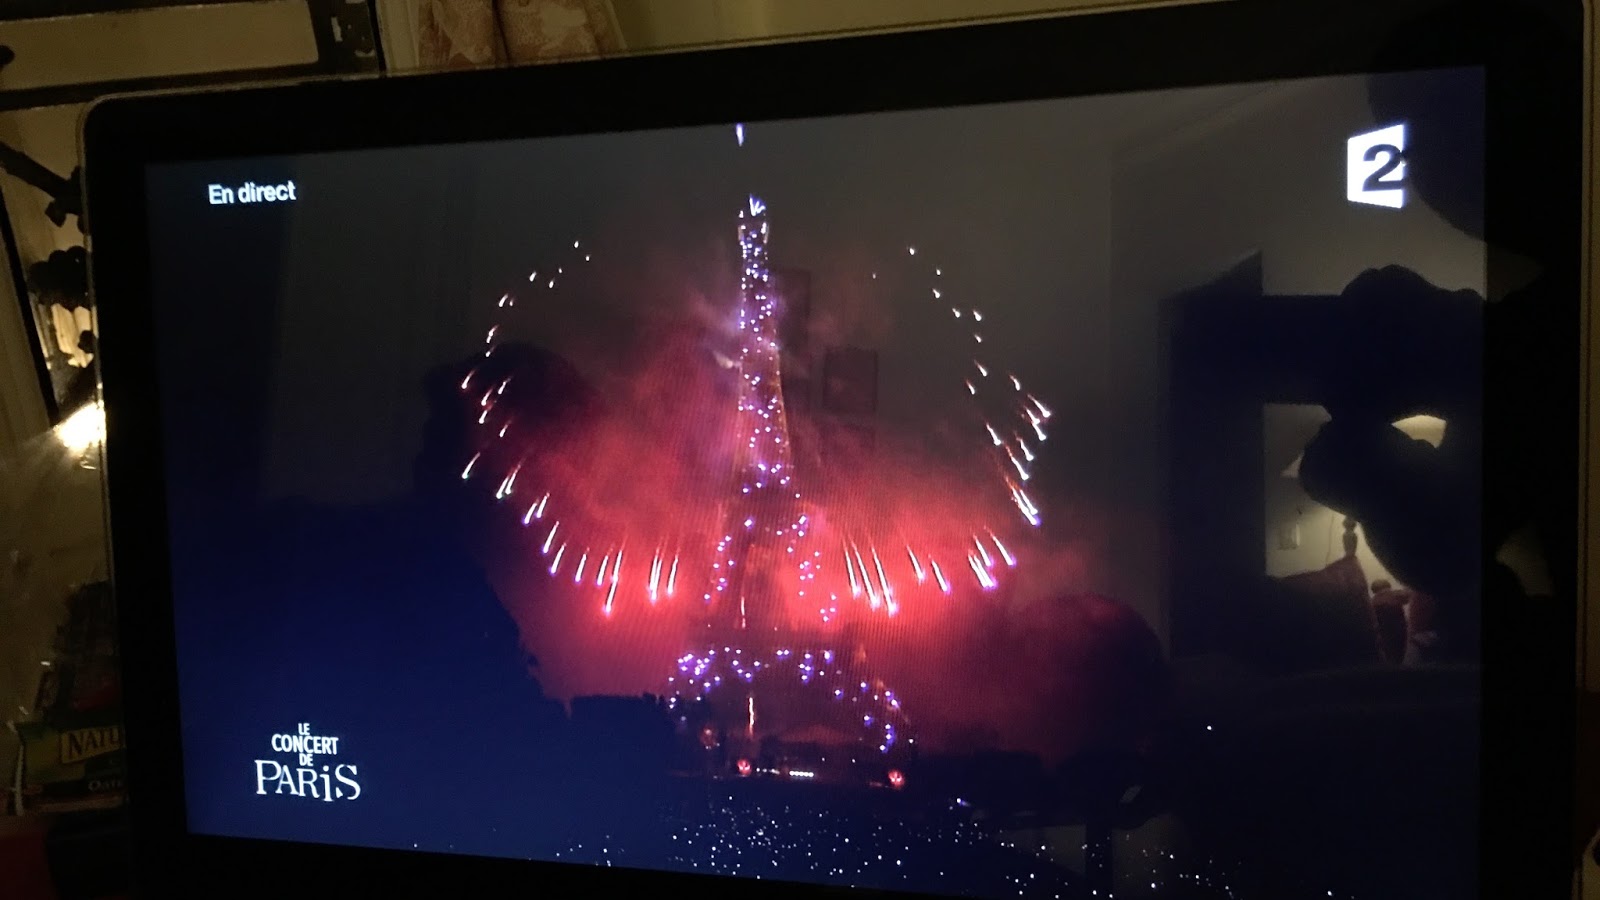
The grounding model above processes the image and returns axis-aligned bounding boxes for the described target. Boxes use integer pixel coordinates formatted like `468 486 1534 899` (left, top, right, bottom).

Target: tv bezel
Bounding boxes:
83 1 1584 896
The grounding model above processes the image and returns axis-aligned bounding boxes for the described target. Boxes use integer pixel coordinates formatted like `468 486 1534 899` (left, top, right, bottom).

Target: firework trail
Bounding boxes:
454 124 1057 626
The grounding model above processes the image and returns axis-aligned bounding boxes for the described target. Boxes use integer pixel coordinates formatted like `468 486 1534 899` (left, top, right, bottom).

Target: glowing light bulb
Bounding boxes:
54 402 104 455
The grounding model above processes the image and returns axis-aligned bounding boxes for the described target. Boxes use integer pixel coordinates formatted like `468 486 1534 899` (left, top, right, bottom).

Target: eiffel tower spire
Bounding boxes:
700 195 815 645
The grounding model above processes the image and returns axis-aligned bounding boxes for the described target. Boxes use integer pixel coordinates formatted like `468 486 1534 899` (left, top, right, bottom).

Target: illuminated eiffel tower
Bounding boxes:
699 193 814 647
668 193 911 777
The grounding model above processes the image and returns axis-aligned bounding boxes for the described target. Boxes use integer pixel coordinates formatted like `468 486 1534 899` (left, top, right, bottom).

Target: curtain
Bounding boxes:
415 0 624 69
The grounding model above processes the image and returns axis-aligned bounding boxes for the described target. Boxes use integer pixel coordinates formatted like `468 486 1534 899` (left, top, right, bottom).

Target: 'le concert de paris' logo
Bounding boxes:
254 722 361 802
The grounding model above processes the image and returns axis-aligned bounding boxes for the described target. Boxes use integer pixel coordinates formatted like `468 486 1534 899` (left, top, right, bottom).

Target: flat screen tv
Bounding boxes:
84 1 1585 897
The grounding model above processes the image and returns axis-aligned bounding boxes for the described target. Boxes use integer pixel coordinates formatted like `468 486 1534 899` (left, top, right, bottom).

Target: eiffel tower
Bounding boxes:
672 194 910 777
699 195 808 643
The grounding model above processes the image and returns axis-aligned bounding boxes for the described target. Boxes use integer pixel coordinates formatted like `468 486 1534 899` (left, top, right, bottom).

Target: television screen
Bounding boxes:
142 66 1486 899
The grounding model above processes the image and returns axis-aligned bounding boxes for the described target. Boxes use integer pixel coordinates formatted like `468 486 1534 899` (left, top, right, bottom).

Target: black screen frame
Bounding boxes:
84 1 1585 896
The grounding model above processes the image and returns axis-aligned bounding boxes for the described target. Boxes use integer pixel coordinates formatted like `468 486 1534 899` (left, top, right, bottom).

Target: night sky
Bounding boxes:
249 94 1125 507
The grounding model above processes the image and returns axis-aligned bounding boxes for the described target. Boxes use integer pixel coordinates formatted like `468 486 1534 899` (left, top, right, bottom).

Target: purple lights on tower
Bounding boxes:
665 126 911 770
702 190 820 633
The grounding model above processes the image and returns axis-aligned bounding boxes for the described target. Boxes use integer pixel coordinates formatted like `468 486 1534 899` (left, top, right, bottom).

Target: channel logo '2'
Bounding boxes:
1347 123 1407 209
